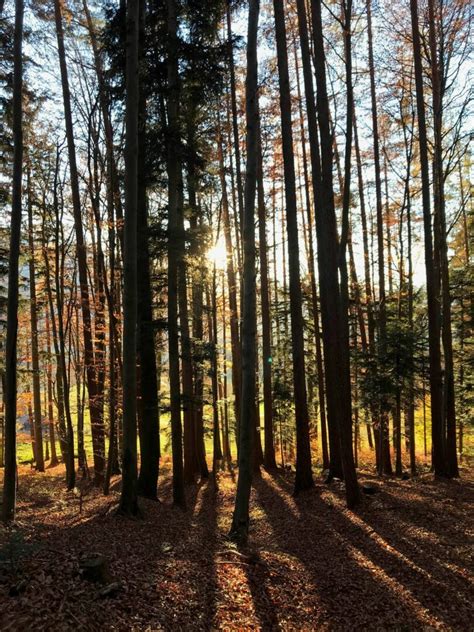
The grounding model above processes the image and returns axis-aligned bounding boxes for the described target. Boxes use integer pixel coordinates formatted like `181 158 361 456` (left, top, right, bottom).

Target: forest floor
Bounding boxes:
0 459 473 631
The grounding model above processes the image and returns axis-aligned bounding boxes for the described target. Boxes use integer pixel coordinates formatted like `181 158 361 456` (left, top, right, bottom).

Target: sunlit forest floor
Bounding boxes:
0 457 473 631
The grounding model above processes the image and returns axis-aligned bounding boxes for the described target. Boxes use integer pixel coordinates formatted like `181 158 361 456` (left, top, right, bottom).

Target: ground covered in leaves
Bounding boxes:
0 460 473 631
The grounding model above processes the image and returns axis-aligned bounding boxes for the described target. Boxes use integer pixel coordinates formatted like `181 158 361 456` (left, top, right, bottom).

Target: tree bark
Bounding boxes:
274 0 314 494
54 0 105 486
166 0 185 508
410 0 445 476
230 0 259 543
118 0 140 515
2 0 24 522
27 169 45 472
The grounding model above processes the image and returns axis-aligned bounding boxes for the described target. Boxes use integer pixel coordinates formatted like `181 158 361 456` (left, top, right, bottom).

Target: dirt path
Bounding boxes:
1 463 473 630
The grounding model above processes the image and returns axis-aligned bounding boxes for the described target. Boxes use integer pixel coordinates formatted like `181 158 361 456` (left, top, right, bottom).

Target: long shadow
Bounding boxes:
0 475 217 631
255 473 470 630
241 532 280 629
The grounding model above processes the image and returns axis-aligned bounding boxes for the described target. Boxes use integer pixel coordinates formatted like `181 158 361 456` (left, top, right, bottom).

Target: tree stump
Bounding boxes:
362 483 378 495
79 554 111 584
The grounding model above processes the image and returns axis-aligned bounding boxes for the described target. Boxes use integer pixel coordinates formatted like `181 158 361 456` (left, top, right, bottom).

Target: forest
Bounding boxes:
0 0 473 629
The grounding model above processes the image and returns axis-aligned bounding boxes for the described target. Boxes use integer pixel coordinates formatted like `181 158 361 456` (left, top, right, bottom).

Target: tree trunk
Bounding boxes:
54 0 105 486
427 0 458 478
256 108 277 471
217 127 242 447
27 169 45 472
3 0 23 522
45 313 59 466
367 0 392 476
166 0 185 508
230 0 259 543
118 0 140 516
136 0 159 499
410 0 445 477
273 0 313 494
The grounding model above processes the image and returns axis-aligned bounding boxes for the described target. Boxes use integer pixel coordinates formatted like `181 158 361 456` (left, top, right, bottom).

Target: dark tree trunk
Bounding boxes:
256 107 277 471
217 127 242 445
45 313 59 466
27 170 45 472
136 0 159 499
54 0 105 486
367 0 392 476
427 0 458 478
118 0 140 516
167 0 185 508
295 0 343 481
230 0 259 543
273 0 313 494
410 0 445 477
2 0 24 523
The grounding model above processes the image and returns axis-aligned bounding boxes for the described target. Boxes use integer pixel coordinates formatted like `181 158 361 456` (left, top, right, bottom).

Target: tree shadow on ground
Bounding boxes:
257 471 472 629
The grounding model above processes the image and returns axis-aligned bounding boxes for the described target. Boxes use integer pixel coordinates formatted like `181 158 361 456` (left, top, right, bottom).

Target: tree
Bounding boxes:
410 0 445 477
167 0 185 508
26 167 44 472
273 0 313 495
54 0 105 486
309 0 359 507
229 0 260 544
2 0 23 523
118 0 140 516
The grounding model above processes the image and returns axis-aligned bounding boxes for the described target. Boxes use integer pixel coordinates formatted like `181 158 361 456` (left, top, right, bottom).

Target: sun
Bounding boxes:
207 238 228 270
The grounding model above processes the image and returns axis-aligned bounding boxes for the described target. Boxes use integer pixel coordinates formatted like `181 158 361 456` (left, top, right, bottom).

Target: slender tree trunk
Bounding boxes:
230 0 259 543
427 0 458 478
27 170 45 472
410 0 445 477
217 126 242 443
367 0 391 475
136 0 159 499
296 0 344 481
118 0 140 516
257 108 277 471
210 271 223 469
54 0 105 486
274 0 313 494
2 0 24 523
167 0 185 508
226 0 244 238
293 37 329 471
45 313 59 466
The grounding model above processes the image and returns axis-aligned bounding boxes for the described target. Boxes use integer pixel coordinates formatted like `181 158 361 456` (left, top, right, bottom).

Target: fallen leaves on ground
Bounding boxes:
0 461 473 631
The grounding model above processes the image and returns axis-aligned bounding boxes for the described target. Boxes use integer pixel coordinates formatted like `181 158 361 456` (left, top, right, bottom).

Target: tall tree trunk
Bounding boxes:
45 313 59 466
118 0 140 516
296 0 344 481
427 0 458 478
230 0 259 543
367 0 392 475
27 169 45 472
210 270 223 469
54 0 105 486
273 0 313 494
2 0 24 523
293 36 329 471
166 0 185 508
257 108 277 471
136 0 160 499
226 0 244 238
217 126 242 444
410 0 445 477
310 0 359 505
52 159 75 489
178 193 198 484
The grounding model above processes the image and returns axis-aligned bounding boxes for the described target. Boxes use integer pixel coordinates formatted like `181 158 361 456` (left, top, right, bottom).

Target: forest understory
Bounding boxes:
1 459 473 631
